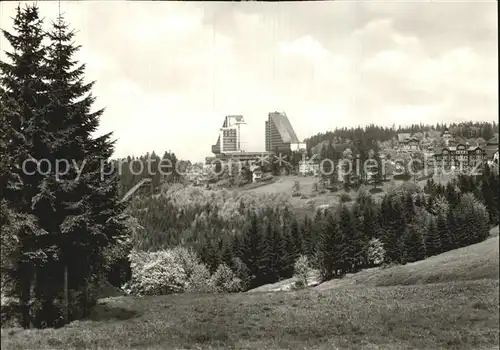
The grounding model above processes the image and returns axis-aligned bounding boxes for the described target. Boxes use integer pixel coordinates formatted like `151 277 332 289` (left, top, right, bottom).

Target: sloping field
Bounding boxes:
241 175 432 219
2 280 498 350
349 234 499 288
2 231 499 349
250 228 499 293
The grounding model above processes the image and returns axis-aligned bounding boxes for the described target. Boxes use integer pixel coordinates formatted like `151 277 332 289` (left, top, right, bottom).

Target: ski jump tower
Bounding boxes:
211 115 246 154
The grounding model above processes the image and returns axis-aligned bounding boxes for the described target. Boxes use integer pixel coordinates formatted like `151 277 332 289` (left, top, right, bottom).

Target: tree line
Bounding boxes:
304 121 498 156
114 151 185 196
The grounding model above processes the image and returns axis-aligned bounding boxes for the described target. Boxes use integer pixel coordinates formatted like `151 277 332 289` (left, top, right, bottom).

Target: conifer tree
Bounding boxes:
289 217 303 262
240 213 267 288
337 205 360 272
264 221 281 283
403 192 415 224
281 229 296 278
301 215 315 259
436 213 454 252
43 14 128 322
426 195 435 214
1 4 53 328
316 212 343 280
403 224 426 263
425 217 441 257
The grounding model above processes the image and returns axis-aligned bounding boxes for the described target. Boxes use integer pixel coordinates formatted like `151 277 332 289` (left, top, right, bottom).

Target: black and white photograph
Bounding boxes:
0 0 498 349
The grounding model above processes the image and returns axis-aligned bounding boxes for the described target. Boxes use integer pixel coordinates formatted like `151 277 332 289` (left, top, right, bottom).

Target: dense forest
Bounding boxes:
125 165 498 292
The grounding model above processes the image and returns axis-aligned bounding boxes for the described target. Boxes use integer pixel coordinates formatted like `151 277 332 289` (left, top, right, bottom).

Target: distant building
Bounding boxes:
252 168 263 182
484 136 499 166
205 151 273 165
265 111 301 153
211 115 246 155
442 127 453 146
298 159 320 176
397 133 420 150
433 143 487 171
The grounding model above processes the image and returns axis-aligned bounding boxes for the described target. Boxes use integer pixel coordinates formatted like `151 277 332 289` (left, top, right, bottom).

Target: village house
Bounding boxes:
484 135 499 167
299 158 320 176
250 165 263 182
397 133 420 151
433 143 487 172
442 127 453 146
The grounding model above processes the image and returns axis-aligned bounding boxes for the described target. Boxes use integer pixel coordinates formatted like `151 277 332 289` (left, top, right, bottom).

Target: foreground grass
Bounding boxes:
2 279 498 349
3 230 498 349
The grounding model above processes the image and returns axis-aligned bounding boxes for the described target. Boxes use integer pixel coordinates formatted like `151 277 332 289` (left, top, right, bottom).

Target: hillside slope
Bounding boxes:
250 227 499 293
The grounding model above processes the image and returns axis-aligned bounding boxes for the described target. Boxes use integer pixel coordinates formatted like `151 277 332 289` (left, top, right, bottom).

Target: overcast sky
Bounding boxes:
1 1 497 161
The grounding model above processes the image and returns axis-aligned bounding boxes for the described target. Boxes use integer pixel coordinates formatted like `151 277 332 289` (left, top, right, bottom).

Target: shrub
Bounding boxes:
367 238 385 266
171 246 203 280
128 250 187 296
293 255 311 289
339 193 352 203
1 296 19 327
209 263 242 293
231 257 251 291
290 279 306 291
292 180 301 196
186 263 213 293
369 187 384 194
430 195 449 217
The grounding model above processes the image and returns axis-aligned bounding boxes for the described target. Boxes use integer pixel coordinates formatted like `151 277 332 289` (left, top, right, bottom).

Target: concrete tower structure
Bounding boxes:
211 115 246 155
265 111 305 153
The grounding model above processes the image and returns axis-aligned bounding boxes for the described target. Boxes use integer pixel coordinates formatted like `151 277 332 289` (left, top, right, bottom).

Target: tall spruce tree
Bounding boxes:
316 212 344 280
337 204 360 273
1 4 54 328
289 217 303 262
403 224 426 262
240 213 267 288
425 217 441 257
43 14 127 323
281 229 296 278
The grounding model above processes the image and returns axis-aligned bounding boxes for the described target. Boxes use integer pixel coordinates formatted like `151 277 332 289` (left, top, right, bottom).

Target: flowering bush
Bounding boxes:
431 195 450 217
293 255 311 289
127 250 187 296
126 248 245 295
185 262 213 293
171 246 203 280
209 263 242 293
367 238 386 266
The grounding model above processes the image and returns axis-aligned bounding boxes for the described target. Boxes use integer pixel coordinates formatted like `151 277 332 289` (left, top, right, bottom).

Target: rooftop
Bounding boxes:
269 112 300 144
397 133 411 142
487 135 498 145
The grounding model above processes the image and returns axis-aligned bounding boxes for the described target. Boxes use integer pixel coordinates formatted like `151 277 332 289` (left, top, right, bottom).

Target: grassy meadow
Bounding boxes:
2 230 498 350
